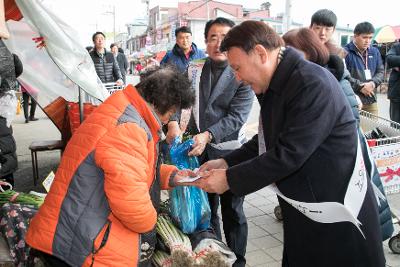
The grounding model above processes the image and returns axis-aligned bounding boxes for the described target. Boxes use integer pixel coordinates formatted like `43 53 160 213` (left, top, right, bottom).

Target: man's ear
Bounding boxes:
254 44 268 64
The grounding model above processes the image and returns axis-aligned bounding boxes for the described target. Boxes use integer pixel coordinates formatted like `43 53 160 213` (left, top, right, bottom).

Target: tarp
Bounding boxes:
14 0 109 101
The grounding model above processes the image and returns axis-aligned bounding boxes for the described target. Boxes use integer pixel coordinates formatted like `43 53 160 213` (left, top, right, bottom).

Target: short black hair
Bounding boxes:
354 22 375 35
220 20 284 53
175 26 192 37
92 31 105 42
136 66 195 115
204 17 235 40
310 9 337 28
110 43 117 49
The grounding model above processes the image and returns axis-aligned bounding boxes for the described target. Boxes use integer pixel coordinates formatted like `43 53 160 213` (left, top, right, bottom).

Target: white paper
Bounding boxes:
177 168 202 183
178 175 202 183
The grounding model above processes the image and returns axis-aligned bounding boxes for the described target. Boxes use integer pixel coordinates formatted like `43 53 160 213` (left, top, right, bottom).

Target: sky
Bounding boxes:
41 0 399 46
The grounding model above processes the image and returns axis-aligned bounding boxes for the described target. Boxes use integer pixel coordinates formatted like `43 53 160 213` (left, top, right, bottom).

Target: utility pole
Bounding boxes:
283 0 292 34
113 5 116 43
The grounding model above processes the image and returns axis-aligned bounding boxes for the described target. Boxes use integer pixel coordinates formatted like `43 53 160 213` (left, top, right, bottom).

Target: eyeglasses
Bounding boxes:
207 35 225 45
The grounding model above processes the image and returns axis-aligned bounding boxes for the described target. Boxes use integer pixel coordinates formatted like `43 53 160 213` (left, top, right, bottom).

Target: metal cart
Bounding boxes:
359 110 400 254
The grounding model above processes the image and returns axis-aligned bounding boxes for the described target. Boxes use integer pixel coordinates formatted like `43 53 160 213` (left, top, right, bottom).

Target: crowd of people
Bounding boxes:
1 4 399 267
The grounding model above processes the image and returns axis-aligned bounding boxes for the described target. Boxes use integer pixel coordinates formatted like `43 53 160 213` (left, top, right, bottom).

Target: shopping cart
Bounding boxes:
104 82 124 95
360 110 400 254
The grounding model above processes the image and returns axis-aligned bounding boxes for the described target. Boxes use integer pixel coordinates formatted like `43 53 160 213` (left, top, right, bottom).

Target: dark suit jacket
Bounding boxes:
224 47 385 267
116 53 128 82
188 58 254 160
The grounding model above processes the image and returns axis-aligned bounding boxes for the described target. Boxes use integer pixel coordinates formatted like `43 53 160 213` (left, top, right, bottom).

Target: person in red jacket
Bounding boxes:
26 66 195 267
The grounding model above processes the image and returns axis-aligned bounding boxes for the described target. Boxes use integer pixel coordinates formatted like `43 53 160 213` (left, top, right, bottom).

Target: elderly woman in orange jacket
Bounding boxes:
26 67 195 267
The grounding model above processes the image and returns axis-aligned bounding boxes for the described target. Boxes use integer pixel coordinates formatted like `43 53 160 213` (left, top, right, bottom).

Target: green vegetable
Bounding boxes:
0 190 44 208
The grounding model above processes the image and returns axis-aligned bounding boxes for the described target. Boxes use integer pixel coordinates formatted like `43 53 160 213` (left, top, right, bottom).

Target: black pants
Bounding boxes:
208 191 248 267
22 92 37 120
390 100 400 124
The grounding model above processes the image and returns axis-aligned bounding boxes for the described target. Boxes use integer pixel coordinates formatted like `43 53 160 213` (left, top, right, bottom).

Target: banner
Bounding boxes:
370 143 400 194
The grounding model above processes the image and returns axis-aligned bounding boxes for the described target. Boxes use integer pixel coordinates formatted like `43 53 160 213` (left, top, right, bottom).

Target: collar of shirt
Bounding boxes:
184 47 192 59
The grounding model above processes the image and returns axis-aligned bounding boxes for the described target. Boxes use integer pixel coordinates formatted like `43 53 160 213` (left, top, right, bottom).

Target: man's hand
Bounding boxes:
360 82 375 97
188 132 211 156
192 169 229 194
115 79 124 86
166 121 181 144
198 159 228 173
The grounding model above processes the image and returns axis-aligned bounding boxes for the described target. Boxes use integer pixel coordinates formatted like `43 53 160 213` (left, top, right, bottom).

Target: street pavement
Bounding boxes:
11 90 400 266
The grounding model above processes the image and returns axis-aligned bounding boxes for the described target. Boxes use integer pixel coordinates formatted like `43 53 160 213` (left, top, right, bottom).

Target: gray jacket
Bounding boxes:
188 58 254 159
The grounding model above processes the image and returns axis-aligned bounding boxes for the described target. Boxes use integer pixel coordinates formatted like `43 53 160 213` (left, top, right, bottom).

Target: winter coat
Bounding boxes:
344 42 384 105
358 130 394 241
0 40 21 178
89 49 122 84
115 52 129 83
224 47 385 267
0 40 17 96
0 117 17 177
160 43 206 73
325 54 360 122
387 42 400 101
26 85 177 267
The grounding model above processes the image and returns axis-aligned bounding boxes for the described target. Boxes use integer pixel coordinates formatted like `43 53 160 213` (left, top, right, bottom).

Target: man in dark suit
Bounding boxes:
189 21 385 267
187 18 254 267
110 43 129 84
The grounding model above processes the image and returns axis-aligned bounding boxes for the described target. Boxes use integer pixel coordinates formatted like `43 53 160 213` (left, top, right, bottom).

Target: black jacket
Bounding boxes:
115 52 128 82
0 117 17 177
89 49 122 84
224 48 385 267
0 40 20 177
387 42 400 101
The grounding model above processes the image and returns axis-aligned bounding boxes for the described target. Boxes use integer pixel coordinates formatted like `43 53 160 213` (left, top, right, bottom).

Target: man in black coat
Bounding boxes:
110 43 129 84
387 41 400 123
189 21 385 267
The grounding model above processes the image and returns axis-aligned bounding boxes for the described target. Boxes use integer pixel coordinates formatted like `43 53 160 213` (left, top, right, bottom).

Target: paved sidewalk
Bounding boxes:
10 93 400 267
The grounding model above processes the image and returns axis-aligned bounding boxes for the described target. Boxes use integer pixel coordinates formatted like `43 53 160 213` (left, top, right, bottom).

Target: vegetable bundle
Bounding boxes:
153 213 234 267
0 190 44 208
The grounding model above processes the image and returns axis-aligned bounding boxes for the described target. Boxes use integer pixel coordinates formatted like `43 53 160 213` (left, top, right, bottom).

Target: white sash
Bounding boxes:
258 116 367 237
187 59 206 132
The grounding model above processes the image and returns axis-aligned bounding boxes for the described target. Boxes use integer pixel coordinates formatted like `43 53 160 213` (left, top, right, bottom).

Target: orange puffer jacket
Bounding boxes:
26 85 177 267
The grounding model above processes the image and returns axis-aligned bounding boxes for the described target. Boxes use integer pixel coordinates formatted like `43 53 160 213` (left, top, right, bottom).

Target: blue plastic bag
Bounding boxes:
169 137 211 234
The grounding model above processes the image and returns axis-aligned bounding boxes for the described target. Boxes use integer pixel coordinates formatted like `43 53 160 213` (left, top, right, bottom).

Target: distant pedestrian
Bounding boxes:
21 85 38 123
89 32 123 86
110 43 129 84
345 22 384 116
386 41 400 123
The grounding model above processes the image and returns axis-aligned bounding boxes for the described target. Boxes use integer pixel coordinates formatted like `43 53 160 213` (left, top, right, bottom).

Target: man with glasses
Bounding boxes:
186 17 254 267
